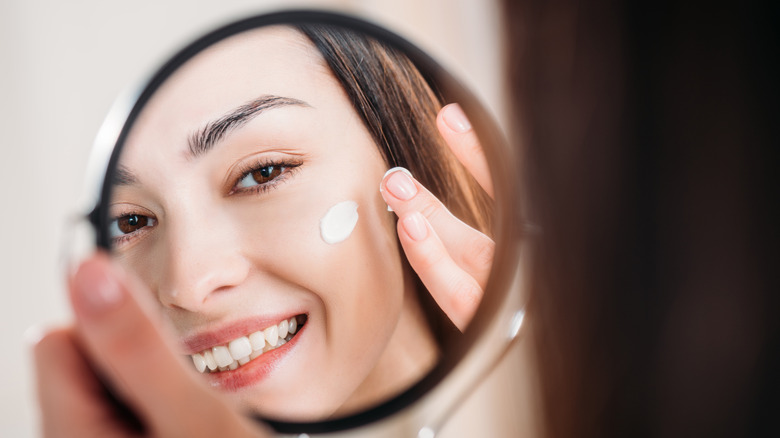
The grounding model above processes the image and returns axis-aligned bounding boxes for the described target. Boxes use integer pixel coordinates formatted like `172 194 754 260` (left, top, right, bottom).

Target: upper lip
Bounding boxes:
182 313 304 354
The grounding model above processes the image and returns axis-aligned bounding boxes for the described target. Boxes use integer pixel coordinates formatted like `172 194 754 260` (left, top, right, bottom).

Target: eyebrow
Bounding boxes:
112 95 309 187
112 164 138 186
188 95 310 159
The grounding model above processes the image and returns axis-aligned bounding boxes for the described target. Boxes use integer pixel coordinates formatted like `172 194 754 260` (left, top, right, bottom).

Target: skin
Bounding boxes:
33 102 492 438
33 27 494 438
109 26 439 420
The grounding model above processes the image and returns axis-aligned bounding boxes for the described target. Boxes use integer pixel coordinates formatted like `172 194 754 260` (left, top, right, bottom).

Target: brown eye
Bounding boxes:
110 214 156 240
251 165 283 184
117 214 149 234
236 164 286 189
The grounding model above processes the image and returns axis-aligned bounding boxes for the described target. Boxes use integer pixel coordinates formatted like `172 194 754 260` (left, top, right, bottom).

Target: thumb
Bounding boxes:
69 253 268 437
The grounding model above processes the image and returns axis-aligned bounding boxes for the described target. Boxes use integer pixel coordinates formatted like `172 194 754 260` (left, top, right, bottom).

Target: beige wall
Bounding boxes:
0 1 532 436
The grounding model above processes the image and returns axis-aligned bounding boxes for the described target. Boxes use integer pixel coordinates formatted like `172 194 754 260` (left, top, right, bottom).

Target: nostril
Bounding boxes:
212 285 238 295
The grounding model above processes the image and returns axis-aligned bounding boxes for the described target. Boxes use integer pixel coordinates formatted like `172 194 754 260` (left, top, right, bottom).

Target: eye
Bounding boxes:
230 159 301 195
236 164 285 189
109 214 157 241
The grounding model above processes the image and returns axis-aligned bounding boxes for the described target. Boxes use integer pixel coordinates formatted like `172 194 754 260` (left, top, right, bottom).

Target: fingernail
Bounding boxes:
403 212 428 241
72 257 124 317
381 167 414 211
384 167 417 201
442 104 471 133
24 324 50 346
380 167 413 191
382 166 413 180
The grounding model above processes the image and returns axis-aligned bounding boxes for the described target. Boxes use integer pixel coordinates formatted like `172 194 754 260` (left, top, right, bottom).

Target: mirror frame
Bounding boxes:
87 9 523 434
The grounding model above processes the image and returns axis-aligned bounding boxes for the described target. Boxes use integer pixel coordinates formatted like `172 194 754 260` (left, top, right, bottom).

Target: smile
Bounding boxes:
189 315 306 373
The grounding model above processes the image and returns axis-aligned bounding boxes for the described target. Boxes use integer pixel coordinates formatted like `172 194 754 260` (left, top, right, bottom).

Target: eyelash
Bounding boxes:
110 158 302 248
229 158 302 196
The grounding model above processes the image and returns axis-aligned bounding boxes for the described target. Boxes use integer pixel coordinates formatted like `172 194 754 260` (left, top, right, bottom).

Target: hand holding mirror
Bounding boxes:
54 10 523 436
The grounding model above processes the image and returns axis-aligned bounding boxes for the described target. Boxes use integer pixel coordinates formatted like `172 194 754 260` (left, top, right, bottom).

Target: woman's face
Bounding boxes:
110 26 437 420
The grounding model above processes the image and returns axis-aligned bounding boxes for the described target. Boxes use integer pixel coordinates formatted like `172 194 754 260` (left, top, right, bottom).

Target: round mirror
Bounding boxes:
86 10 521 434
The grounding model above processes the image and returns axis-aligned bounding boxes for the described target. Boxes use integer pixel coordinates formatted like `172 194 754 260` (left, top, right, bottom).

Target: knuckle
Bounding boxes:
413 239 447 273
450 278 482 315
465 134 483 158
417 197 443 223
467 235 495 273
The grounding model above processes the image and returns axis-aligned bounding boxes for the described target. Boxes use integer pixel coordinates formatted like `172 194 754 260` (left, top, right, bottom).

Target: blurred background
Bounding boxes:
0 0 535 436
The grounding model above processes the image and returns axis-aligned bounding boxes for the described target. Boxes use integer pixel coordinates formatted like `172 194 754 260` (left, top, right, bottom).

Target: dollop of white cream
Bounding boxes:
320 201 359 244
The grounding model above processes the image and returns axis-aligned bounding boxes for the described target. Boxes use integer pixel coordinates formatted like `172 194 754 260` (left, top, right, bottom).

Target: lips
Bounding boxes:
187 314 307 375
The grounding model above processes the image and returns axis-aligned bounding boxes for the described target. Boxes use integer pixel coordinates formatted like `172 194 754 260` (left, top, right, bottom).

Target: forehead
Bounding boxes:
124 25 333 153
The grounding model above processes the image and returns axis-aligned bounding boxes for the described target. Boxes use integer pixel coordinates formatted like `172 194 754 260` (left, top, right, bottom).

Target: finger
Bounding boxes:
397 212 482 330
33 326 137 438
380 168 494 287
437 103 493 198
69 253 267 438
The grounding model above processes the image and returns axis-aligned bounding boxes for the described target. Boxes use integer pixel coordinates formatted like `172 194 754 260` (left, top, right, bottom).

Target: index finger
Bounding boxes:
437 103 494 198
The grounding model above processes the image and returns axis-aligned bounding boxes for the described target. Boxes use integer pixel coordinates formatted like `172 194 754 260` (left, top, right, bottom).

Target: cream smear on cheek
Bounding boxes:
320 201 359 244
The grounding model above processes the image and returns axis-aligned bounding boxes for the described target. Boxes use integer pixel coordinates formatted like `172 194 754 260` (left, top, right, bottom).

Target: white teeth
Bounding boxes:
190 315 304 374
289 316 297 334
248 331 265 351
212 346 233 368
228 337 252 360
192 353 207 373
264 325 279 347
203 350 217 371
278 320 289 339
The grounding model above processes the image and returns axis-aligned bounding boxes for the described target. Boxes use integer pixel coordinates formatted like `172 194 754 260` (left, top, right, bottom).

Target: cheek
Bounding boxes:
234 188 402 300
234 189 407 389
231 180 405 325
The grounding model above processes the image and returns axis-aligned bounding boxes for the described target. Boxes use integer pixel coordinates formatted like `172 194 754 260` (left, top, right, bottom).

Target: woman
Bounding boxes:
35 22 494 432
35 1 779 436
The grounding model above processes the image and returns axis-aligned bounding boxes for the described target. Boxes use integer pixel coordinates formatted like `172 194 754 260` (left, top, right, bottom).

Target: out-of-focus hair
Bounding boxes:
505 0 779 436
296 23 494 342
296 23 492 236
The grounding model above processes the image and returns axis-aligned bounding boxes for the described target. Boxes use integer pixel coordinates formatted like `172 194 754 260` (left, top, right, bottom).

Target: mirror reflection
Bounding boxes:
106 22 494 422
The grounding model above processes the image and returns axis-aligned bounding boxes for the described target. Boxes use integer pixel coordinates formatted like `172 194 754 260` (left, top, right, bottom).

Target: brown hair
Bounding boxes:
295 23 494 342
295 23 492 236
506 0 780 436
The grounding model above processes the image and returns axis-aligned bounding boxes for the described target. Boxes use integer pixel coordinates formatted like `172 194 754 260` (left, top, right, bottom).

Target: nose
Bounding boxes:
156 209 251 312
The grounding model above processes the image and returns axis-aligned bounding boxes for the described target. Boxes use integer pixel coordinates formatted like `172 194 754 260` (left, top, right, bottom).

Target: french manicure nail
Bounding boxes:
382 166 413 180
385 168 417 201
403 212 428 241
72 258 124 316
380 167 412 191
442 104 471 133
